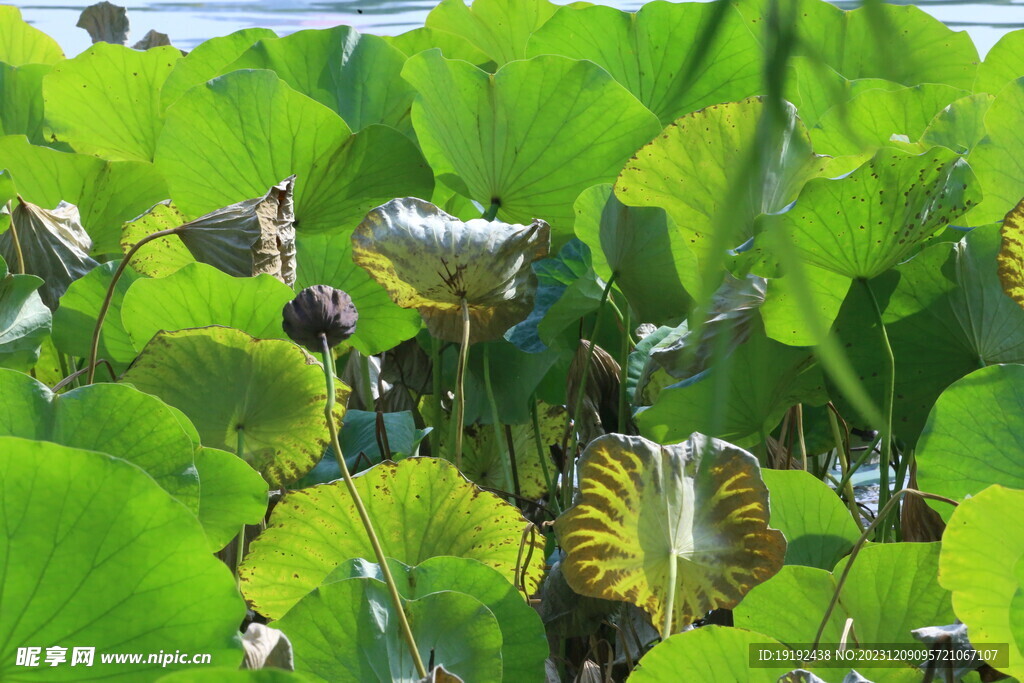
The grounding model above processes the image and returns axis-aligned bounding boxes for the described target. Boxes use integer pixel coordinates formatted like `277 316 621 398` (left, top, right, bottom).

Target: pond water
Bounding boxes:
13 0 1024 59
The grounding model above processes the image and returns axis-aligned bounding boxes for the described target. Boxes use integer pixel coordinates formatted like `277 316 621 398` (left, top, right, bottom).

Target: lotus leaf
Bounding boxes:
0 5 63 66
528 1 762 124
629 626 791 682
353 198 550 344
329 556 547 683
43 43 182 161
121 263 295 352
402 50 662 238
965 77 1024 224
239 456 545 619
939 485 1024 680
0 254 50 371
160 27 278 108
155 69 433 234
920 92 993 155
573 184 698 323
121 326 347 487
222 26 415 132
0 135 169 253
0 63 49 143
0 368 200 511
425 0 557 65
296 232 422 355
999 196 1024 308
761 469 860 570
760 263 851 346
0 198 98 309
76 2 129 45
917 365 1024 512
275 579 503 682
459 340 562 424
782 57 901 129
121 201 196 277
0 437 244 679
759 147 979 280
616 97 828 259
385 27 489 65
555 433 785 635
975 29 1024 95
51 259 141 365
195 446 269 551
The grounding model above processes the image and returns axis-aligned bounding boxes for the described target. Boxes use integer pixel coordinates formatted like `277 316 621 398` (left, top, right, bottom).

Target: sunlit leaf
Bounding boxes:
0 369 199 512
425 0 557 65
0 5 63 66
120 201 195 276
965 77 1024 225
43 43 182 161
353 198 550 343
51 259 141 365
122 326 347 487
403 50 661 239
385 27 489 65
0 63 49 144
939 485 1024 680
629 626 792 682
920 93 993 155
0 437 245 679
240 457 545 619
223 26 415 132
555 433 785 635
161 27 278 108
975 29 1024 95
195 446 269 551
528 2 761 124
999 197 1024 309
155 69 433 234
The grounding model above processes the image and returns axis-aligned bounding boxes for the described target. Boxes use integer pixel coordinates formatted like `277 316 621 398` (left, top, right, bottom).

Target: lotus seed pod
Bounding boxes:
282 285 358 352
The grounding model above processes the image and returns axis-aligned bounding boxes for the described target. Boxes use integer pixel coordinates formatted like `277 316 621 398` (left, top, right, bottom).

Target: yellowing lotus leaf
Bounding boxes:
555 433 785 635
352 197 550 343
999 197 1024 309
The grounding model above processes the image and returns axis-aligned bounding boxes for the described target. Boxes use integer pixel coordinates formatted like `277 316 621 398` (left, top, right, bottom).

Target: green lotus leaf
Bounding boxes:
782 57 902 129
0 63 49 143
121 326 347 488
811 84 966 156
0 254 50 371
528 2 762 124
155 69 433 234
0 135 169 253
759 147 979 280
161 28 278 108
51 259 141 366
616 97 828 260
0 368 200 511
555 433 786 635
965 77 1024 225
276 579 503 682
761 469 860 570
759 263 852 346
975 29 1024 95
0 197 98 309
939 485 1024 680
239 457 545 619
402 50 661 238
195 446 269 551
0 437 244 679
222 26 415 133
121 201 196 277
629 626 792 682
735 0 978 89
459 340 562 425
385 27 489 65
735 543 955 672
43 43 182 161
329 556 546 683
454 402 562 499
425 0 557 65
917 365 1024 513
296 231 422 356
920 93 993 155
638 324 823 446
159 670 312 683
831 225 1024 441
121 262 295 352
352 198 550 344
573 184 699 324
0 6 63 66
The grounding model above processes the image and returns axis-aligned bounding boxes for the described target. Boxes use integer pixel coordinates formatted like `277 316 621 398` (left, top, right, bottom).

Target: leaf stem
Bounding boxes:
827 404 866 532
234 428 247 586
811 488 958 653
482 200 500 222
8 207 24 274
86 225 186 384
429 335 443 458
662 553 678 637
859 277 895 540
618 300 630 434
320 335 426 678
452 298 470 469
531 396 560 514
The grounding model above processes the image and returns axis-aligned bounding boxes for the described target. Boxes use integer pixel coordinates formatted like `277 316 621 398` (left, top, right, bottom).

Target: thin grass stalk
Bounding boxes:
618 302 630 434
531 395 560 513
430 335 442 458
319 335 426 678
860 277 895 540
827 405 866 532
796 404 808 471
452 298 471 469
483 344 515 498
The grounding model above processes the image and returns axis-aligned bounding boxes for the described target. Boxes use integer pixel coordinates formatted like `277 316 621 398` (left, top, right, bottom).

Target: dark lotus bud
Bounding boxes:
282 285 358 352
